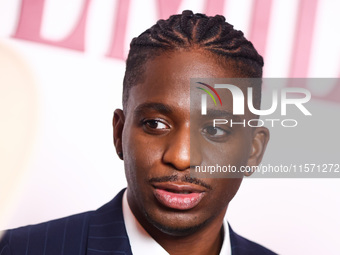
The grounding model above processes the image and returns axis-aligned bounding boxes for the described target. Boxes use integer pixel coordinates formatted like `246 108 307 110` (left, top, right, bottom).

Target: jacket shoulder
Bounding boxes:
0 211 93 255
0 235 10 255
229 225 277 255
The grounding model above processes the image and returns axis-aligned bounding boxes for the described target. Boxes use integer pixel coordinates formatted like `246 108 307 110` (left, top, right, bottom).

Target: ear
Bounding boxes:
244 127 270 176
113 109 125 160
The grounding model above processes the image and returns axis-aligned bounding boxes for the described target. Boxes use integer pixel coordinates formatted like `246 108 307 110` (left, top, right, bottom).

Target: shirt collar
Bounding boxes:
122 190 231 255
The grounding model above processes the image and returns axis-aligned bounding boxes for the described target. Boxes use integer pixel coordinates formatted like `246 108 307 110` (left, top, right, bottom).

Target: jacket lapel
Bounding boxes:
229 224 242 255
86 189 133 255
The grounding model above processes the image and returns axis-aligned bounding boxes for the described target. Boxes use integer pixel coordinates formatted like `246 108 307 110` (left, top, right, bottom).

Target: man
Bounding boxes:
0 11 275 254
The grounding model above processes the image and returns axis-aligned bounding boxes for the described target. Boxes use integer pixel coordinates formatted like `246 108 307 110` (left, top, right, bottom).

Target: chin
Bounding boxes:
145 210 210 237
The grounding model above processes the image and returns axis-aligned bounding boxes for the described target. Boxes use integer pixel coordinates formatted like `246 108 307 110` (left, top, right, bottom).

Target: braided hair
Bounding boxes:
123 10 264 109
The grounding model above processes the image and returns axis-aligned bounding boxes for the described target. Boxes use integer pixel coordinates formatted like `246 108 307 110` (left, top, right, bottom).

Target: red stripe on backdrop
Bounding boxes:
13 0 92 52
325 79 340 103
248 0 272 59
106 0 131 60
157 0 184 20
205 0 226 16
289 0 318 78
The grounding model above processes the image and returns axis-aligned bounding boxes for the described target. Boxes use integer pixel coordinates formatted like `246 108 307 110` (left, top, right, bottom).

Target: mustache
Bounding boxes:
149 174 212 190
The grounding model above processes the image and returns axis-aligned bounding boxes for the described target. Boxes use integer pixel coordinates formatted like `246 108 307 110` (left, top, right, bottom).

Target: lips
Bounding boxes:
152 183 206 210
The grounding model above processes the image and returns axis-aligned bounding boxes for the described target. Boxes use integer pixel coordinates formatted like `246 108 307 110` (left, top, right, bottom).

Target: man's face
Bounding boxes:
113 50 268 236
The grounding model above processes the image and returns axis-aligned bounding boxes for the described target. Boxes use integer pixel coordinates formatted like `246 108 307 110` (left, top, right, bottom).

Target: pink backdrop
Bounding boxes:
0 1 339 254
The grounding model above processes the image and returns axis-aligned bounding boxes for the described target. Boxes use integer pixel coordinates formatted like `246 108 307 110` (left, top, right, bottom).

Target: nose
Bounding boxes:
162 125 190 171
162 125 202 171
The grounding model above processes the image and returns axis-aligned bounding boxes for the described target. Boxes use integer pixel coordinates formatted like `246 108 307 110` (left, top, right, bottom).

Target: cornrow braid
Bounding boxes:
123 10 264 109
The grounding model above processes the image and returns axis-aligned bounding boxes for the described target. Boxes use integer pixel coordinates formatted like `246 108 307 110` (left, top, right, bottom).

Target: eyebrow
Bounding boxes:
134 102 174 117
205 109 242 121
133 103 243 121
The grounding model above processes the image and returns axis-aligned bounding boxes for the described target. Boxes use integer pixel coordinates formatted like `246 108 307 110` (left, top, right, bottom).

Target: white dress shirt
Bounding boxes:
122 190 231 255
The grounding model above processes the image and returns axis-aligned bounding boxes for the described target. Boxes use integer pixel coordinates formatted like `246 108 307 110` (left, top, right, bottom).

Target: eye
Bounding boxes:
142 119 170 134
201 125 230 141
144 119 169 129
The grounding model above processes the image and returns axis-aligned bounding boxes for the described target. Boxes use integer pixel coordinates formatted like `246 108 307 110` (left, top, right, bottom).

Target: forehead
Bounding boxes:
126 50 245 112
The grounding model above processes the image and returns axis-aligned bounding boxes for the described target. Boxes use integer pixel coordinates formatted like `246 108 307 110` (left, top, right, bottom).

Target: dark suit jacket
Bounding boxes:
0 189 277 255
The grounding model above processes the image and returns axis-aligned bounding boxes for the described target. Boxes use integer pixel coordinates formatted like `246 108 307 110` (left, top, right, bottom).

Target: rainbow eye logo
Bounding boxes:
196 82 222 106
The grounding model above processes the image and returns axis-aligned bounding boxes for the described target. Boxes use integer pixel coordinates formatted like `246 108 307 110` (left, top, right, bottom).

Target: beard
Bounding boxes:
143 209 212 237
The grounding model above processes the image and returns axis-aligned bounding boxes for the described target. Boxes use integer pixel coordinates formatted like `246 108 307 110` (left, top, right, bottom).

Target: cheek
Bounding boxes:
222 179 242 199
122 125 164 183
202 144 248 167
213 179 243 207
202 130 253 166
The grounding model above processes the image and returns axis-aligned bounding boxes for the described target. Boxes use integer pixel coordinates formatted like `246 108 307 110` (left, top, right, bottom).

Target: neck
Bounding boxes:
154 217 225 255
138 209 226 255
126 189 228 255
